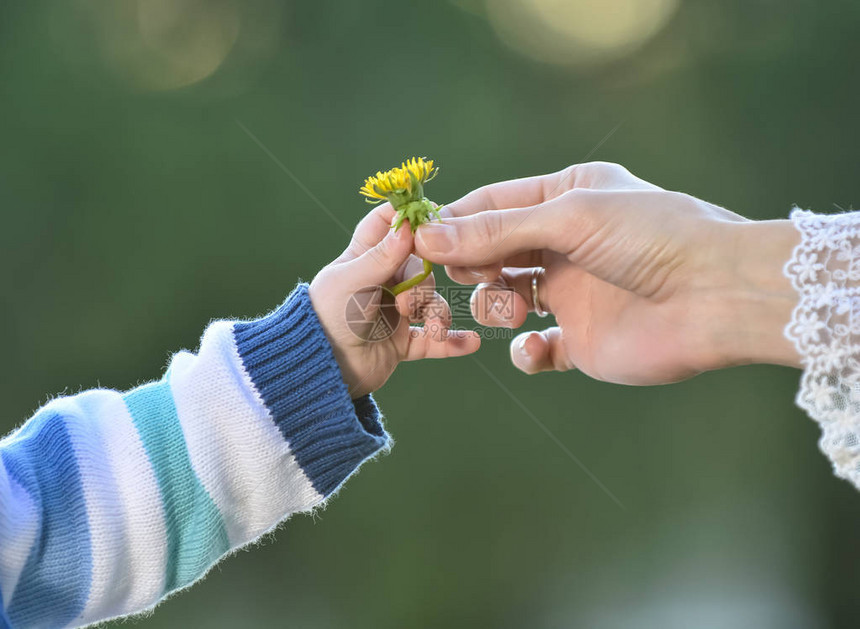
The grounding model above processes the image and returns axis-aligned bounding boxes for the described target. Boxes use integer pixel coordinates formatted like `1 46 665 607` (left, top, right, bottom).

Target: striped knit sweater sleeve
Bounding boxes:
0 284 390 628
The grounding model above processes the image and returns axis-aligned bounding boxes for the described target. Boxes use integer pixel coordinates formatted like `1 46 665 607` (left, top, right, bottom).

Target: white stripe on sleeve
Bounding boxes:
167 321 323 547
59 391 169 625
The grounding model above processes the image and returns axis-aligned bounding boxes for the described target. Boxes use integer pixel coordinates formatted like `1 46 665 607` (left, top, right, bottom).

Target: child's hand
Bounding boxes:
310 203 481 398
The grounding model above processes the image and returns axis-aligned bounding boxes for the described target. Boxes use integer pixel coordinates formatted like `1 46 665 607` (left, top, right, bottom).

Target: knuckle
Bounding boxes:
666 190 696 208
585 160 626 174
473 183 494 201
476 210 506 244
553 164 580 193
586 160 627 174
554 188 607 235
560 187 603 213
570 161 631 188
373 238 395 264
451 185 493 214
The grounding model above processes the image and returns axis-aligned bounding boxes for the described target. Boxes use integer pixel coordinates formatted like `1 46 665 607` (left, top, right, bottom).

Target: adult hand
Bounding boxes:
414 162 800 384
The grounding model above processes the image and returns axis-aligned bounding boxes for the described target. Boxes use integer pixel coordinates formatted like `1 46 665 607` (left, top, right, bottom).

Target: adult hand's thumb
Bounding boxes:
414 199 568 266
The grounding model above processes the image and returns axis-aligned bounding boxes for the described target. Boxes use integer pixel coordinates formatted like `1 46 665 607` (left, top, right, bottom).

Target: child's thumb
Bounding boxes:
341 224 413 289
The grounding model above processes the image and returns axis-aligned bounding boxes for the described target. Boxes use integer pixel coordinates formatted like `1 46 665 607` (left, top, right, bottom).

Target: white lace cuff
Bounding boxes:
784 208 860 488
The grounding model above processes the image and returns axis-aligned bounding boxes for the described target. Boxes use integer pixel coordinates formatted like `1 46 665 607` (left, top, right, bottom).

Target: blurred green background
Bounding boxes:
2 0 859 627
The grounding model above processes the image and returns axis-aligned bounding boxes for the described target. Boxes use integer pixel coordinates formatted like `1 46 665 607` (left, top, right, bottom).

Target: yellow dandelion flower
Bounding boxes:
359 157 437 205
358 156 443 295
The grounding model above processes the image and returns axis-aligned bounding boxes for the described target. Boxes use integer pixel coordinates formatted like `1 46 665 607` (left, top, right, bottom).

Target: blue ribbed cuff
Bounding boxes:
232 284 390 497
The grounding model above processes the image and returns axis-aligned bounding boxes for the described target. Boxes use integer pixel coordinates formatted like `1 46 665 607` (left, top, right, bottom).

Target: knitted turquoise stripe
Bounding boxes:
123 381 229 592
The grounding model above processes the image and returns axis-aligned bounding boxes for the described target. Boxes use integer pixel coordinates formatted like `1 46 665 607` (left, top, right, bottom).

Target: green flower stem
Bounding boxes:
391 258 433 295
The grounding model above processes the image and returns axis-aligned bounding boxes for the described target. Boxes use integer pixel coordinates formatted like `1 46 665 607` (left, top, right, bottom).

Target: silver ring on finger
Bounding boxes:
531 267 549 318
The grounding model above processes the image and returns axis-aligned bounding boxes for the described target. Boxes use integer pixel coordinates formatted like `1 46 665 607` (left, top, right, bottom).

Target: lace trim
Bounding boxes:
785 208 860 487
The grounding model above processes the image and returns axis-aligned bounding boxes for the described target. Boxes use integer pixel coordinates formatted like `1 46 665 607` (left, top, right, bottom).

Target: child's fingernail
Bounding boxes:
417 223 457 253
386 224 407 242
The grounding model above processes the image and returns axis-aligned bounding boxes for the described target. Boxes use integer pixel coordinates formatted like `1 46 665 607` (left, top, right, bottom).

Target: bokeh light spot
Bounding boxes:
486 0 682 67
86 0 241 91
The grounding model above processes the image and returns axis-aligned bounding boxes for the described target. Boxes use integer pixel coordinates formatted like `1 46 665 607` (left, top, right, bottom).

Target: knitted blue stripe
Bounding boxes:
0 582 8 629
233 284 389 497
124 381 230 592
1 410 91 628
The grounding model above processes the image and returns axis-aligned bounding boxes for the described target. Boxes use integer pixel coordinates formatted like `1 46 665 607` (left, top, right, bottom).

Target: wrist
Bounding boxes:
708 220 801 369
